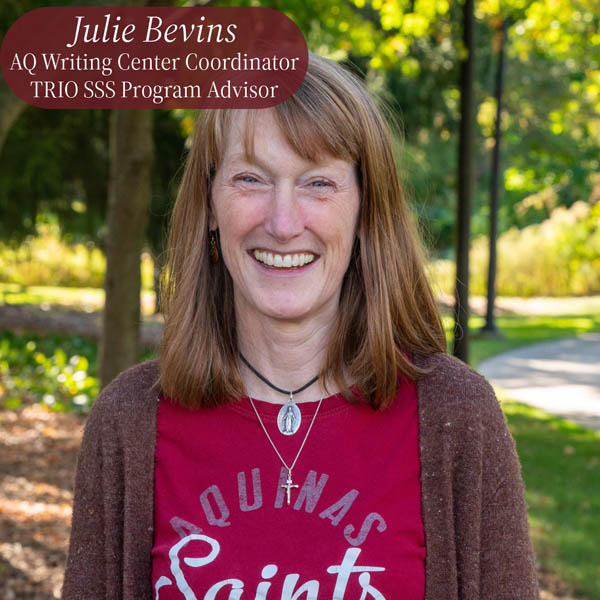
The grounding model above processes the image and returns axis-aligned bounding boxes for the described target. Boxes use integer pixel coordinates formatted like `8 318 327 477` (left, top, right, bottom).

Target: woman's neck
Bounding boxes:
237 312 337 404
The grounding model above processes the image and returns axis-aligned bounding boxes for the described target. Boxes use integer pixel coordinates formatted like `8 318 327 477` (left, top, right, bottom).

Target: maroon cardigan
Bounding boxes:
62 353 539 599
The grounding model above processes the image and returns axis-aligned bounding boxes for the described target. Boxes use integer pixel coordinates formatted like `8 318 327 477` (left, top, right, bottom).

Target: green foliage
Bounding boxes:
504 401 600 599
0 223 106 288
0 222 155 289
0 329 158 412
389 0 600 247
0 106 185 252
0 283 105 310
0 109 109 243
430 201 600 296
476 201 600 296
478 0 600 232
242 0 451 69
0 330 99 412
1 0 52 36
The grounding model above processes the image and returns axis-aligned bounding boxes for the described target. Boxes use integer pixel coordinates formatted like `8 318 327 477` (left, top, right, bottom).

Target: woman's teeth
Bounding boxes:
253 250 315 268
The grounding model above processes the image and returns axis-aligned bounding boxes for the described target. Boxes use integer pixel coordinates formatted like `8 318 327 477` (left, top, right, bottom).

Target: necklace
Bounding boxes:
240 353 319 436
249 396 323 506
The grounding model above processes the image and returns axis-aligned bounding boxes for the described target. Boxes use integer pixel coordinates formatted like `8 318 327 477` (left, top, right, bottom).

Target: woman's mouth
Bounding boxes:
252 249 316 269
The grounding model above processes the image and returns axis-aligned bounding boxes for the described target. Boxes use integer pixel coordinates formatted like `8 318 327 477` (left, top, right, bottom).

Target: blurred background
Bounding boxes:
0 0 599 598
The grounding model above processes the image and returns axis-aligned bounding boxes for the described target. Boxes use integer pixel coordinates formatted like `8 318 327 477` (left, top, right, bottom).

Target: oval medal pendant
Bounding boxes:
277 401 301 435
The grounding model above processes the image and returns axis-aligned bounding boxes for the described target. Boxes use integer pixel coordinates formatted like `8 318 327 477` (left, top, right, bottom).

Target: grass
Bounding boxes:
0 282 157 315
0 282 106 311
503 400 600 599
442 311 600 369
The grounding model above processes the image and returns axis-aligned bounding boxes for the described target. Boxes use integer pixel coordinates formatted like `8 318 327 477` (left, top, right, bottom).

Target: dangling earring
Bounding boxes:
209 230 219 264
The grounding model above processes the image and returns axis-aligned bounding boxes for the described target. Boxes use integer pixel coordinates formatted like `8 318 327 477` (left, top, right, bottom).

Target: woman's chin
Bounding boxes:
245 296 319 324
236 285 342 325
258 305 312 323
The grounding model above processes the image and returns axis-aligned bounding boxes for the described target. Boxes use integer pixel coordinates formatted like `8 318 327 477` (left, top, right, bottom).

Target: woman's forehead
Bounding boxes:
219 108 353 166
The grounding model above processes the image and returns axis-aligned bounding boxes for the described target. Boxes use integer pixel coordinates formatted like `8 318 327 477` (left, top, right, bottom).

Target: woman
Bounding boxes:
63 54 539 599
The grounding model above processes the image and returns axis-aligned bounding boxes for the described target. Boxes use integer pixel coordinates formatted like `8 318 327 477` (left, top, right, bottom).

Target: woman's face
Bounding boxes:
210 110 360 326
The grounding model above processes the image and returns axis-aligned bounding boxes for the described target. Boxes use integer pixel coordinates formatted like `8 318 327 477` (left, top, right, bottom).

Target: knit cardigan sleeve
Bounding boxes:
61 385 108 599
62 361 159 600
478 381 539 598
416 353 539 600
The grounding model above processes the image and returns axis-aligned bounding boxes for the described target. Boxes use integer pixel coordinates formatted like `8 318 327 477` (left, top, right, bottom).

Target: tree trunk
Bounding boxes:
100 110 154 388
0 77 26 152
453 0 476 363
482 19 508 335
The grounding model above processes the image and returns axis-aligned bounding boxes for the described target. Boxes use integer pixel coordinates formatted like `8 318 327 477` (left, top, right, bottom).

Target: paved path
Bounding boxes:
478 332 600 432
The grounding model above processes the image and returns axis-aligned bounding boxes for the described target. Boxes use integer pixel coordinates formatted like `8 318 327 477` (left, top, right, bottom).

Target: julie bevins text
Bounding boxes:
65 13 237 48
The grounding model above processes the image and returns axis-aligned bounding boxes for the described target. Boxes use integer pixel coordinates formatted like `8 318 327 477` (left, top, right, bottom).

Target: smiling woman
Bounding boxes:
209 109 360 324
63 54 539 600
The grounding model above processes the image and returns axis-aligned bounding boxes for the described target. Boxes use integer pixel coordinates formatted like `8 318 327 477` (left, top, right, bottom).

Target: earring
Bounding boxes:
209 230 219 264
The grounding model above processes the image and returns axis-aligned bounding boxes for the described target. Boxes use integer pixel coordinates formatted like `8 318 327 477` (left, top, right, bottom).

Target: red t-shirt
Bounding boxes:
151 379 425 599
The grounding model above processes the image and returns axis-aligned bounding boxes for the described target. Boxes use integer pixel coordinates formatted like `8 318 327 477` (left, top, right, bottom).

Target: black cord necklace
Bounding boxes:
239 353 320 436
239 353 319 396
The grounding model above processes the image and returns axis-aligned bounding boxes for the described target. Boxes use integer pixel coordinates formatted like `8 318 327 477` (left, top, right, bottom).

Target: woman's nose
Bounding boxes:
263 183 304 241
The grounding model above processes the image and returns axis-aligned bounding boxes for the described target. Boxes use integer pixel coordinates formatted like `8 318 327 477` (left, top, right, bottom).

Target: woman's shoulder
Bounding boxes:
100 359 160 398
414 352 503 427
86 359 161 429
415 351 492 391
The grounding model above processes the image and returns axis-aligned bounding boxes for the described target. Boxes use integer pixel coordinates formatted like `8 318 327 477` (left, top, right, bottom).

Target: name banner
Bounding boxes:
0 7 308 109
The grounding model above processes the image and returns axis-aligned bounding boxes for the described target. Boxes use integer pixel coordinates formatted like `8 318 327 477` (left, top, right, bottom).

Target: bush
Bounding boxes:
0 224 105 288
429 201 600 297
0 224 155 290
0 330 99 412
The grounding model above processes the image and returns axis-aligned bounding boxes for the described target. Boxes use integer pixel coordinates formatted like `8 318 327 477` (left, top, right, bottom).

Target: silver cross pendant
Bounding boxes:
281 469 299 506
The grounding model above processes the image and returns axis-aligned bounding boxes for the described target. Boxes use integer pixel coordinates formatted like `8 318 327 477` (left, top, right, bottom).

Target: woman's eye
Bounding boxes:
235 174 260 184
309 180 331 188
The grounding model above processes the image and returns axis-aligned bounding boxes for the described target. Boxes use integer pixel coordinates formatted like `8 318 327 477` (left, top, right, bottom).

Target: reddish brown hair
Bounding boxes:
159 53 446 410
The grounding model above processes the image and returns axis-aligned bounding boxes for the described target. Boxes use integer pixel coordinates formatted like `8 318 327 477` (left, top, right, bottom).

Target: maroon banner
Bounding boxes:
0 7 308 109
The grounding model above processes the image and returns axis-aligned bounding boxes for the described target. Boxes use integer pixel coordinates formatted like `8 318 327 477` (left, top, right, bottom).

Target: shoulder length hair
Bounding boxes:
159 53 446 410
